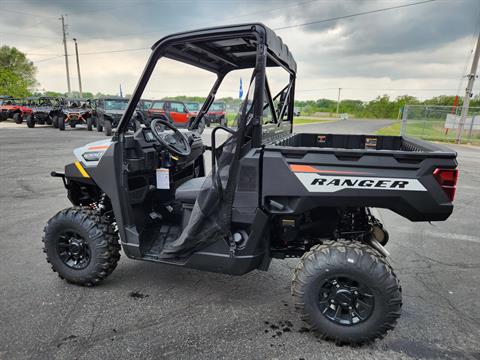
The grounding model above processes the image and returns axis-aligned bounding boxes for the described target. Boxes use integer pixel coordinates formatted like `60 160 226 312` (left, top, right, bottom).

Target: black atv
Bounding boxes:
92 97 129 136
24 97 61 128
93 97 151 136
43 24 458 346
57 98 93 131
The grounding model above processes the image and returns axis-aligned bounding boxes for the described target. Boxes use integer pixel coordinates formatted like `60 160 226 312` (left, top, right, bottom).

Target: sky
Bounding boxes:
0 0 479 101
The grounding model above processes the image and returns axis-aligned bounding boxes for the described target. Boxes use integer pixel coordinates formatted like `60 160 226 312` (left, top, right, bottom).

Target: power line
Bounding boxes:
4 8 57 19
14 0 441 58
77 0 318 42
34 55 64 63
0 31 58 39
273 0 438 31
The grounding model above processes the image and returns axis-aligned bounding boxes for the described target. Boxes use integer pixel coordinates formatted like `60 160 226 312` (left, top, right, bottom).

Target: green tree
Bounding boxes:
0 46 37 95
0 69 31 97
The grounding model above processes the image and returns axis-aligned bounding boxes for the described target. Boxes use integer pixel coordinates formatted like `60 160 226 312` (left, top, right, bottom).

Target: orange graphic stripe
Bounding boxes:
289 164 370 175
88 145 110 150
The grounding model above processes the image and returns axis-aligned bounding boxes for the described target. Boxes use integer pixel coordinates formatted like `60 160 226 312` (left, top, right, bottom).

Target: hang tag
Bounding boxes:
156 168 170 189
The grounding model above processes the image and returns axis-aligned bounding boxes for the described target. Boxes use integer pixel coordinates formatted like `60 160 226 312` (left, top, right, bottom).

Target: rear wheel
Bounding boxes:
13 112 23 124
43 207 120 286
46 116 53 125
291 240 402 345
26 114 35 128
104 120 112 136
58 116 65 131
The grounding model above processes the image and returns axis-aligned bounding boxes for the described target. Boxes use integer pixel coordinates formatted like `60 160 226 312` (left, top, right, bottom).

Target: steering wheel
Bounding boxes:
150 118 191 157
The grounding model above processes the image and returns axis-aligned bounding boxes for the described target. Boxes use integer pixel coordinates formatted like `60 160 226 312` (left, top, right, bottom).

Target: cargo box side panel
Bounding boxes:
261 149 456 221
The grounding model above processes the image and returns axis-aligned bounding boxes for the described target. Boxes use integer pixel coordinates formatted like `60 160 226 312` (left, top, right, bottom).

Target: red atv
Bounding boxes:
0 97 32 123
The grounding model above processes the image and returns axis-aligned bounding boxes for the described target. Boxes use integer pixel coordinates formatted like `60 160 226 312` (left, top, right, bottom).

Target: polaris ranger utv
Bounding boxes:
43 24 458 345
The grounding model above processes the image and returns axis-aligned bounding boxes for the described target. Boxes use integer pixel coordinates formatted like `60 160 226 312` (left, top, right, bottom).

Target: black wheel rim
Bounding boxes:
318 276 375 326
56 231 91 270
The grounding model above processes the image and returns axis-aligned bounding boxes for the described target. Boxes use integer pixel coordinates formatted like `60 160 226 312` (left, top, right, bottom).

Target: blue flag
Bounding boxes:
119 84 123 98
239 78 243 99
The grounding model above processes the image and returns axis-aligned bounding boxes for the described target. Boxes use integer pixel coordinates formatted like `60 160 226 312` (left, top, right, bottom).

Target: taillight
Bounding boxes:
433 168 458 202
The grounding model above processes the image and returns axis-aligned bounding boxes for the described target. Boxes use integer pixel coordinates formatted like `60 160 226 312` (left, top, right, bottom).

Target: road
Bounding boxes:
0 119 479 360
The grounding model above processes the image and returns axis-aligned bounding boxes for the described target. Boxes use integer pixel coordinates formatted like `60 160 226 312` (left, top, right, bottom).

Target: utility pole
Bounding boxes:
336 87 342 116
60 15 71 96
73 38 83 97
456 32 480 143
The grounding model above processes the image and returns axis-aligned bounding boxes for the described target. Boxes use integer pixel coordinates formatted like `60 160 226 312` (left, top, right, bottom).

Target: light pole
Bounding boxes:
73 38 83 98
456 32 480 143
59 15 71 96
336 87 342 116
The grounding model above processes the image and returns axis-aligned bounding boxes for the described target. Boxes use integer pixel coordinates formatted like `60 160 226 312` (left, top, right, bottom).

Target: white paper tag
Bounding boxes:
156 168 170 189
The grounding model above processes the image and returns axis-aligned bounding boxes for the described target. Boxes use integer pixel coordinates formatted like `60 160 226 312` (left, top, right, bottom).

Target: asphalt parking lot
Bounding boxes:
0 119 479 360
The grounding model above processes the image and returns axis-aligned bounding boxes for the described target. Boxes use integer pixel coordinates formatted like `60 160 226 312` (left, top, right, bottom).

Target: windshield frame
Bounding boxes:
115 24 296 147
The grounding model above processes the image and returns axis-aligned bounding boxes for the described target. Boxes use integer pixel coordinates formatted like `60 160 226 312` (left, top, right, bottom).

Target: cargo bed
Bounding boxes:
260 133 458 222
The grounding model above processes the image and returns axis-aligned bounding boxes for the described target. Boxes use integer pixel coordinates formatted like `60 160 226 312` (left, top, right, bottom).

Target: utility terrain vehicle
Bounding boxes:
93 97 129 135
57 98 92 131
93 97 152 135
43 24 458 345
0 97 32 123
0 96 13 121
24 97 61 128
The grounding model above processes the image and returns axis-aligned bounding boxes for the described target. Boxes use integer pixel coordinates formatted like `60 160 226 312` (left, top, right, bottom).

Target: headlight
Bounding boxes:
82 151 104 161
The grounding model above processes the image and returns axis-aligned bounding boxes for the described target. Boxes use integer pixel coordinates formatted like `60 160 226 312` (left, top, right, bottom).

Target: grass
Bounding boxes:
376 120 480 145
293 117 332 125
225 113 331 126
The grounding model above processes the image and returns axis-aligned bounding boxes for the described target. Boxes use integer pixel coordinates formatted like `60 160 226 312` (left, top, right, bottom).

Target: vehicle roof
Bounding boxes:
25 96 55 100
151 23 296 74
155 99 186 103
99 96 129 101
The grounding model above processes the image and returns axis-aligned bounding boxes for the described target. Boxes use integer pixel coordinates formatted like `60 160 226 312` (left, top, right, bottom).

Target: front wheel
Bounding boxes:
43 207 120 286
26 114 35 128
52 115 59 128
96 117 103 132
86 117 93 131
58 116 65 131
220 116 227 127
104 120 112 136
13 112 23 124
291 240 402 345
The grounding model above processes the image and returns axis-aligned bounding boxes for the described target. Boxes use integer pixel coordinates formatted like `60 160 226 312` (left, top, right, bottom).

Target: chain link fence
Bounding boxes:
400 105 480 145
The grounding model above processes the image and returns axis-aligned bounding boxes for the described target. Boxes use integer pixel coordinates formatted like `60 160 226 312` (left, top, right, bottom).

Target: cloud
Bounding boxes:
0 0 478 100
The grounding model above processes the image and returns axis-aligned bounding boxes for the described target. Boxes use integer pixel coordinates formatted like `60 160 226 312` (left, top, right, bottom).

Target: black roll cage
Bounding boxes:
116 23 297 146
